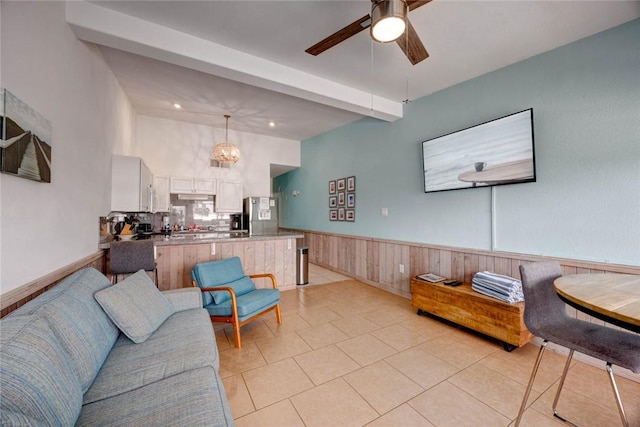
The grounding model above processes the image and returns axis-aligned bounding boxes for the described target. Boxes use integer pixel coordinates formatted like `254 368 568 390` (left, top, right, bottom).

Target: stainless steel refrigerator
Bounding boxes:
244 197 278 235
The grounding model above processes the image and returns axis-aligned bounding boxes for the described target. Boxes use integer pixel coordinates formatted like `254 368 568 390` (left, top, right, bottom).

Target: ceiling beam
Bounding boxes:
66 1 403 122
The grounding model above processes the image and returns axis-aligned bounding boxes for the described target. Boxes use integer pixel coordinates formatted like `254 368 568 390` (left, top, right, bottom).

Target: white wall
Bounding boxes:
136 115 300 197
0 1 136 293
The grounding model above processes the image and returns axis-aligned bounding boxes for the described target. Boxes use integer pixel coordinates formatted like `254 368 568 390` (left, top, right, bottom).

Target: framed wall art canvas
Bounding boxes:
1 89 52 183
329 180 336 194
338 192 345 206
329 196 337 208
346 210 355 222
338 208 345 221
347 176 356 191
337 178 346 191
347 193 355 208
330 210 338 221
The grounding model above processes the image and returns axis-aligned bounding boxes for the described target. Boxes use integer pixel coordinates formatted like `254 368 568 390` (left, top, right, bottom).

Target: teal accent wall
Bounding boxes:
275 19 640 266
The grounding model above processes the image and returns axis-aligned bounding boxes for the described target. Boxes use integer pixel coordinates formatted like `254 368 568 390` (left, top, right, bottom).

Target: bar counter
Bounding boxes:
99 231 303 249
101 231 304 291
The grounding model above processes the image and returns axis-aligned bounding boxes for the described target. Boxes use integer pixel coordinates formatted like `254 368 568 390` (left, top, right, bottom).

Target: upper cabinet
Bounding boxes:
154 176 170 212
215 181 243 213
111 155 154 213
194 179 216 194
170 177 216 194
169 177 193 193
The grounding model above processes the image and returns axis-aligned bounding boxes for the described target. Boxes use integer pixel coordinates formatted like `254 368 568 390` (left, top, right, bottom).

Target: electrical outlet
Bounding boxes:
399 264 405 274
381 208 389 216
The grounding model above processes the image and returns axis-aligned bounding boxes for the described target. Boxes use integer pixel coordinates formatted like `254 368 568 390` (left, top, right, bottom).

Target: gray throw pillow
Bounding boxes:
95 270 174 343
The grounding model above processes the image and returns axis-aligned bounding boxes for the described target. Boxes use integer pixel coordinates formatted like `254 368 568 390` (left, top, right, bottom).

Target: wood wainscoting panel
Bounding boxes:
296 229 640 323
1 251 107 318
303 227 640 336
2 238 298 317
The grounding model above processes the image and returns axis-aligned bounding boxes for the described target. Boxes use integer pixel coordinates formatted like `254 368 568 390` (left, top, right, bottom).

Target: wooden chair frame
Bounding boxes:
193 273 282 349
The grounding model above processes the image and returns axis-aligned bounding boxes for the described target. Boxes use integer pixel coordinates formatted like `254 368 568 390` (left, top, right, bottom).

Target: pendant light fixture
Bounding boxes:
370 0 407 43
212 114 240 166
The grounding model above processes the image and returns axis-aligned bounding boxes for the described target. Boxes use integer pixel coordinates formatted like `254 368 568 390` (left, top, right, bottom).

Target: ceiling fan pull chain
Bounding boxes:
370 37 375 116
404 75 410 104
403 28 411 104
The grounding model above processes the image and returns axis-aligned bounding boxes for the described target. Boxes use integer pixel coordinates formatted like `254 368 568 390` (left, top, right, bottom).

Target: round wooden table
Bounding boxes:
554 273 640 333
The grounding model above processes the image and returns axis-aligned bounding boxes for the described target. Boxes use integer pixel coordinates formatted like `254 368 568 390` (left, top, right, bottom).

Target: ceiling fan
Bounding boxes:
305 0 432 65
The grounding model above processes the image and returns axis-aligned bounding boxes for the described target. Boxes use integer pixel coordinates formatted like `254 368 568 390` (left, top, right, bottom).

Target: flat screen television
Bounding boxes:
422 109 535 193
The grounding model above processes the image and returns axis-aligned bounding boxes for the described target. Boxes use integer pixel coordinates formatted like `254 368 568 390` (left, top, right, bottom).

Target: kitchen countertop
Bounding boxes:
99 231 304 249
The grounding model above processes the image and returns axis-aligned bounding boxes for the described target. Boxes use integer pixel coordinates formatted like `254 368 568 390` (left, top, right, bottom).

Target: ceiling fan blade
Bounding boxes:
396 19 429 65
305 14 371 56
406 0 433 12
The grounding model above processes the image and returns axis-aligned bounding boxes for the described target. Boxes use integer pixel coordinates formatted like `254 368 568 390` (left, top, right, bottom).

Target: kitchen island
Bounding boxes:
101 232 303 291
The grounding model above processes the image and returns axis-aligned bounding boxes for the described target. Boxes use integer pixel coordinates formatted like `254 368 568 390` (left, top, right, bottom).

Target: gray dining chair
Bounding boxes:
109 240 158 285
515 261 640 427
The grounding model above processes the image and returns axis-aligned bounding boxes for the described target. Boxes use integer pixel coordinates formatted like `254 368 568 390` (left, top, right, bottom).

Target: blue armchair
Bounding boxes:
192 256 282 349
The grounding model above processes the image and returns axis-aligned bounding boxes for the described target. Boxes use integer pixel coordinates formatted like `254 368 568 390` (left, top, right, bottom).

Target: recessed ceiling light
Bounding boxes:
173 103 182 109
269 121 276 127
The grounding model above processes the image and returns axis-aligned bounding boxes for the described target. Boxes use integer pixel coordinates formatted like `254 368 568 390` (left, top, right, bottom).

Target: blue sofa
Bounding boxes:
0 268 234 426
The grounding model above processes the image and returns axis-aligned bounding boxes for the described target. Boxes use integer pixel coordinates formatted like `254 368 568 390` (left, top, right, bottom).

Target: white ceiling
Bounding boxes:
70 1 640 141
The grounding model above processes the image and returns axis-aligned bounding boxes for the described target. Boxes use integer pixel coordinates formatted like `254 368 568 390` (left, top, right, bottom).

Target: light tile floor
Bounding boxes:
216 265 640 427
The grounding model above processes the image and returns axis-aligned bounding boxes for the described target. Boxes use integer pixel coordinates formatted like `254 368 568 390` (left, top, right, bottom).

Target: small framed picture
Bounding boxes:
329 196 337 208
347 176 356 191
337 192 345 206
347 193 355 208
338 208 345 221
346 210 355 222
330 210 338 221
329 180 336 194
337 178 346 191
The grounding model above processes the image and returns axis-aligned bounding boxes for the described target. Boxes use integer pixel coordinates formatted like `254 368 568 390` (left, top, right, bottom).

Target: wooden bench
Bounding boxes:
410 277 533 351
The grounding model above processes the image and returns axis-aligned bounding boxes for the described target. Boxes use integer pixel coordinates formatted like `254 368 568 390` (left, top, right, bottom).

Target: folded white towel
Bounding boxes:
472 271 524 303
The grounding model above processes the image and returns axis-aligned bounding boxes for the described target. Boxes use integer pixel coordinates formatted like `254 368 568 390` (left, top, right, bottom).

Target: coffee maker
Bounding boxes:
162 215 171 234
230 213 248 233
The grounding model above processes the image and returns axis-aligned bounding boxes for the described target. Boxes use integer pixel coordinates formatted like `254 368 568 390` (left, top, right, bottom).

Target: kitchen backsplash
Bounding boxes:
107 194 233 234
168 194 231 231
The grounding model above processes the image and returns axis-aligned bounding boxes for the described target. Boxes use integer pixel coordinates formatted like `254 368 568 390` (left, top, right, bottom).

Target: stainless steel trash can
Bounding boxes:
297 247 309 285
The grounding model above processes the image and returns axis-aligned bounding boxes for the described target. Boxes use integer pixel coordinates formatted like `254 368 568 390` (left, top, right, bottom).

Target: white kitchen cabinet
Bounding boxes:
140 164 152 212
194 179 216 194
111 155 154 212
170 177 216 194
215 181 243 213
169 177 193 193
154 176 170 212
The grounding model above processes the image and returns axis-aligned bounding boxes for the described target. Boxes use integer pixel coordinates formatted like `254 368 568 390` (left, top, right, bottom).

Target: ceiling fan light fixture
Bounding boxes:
213 114 241 166
370 0 407 43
